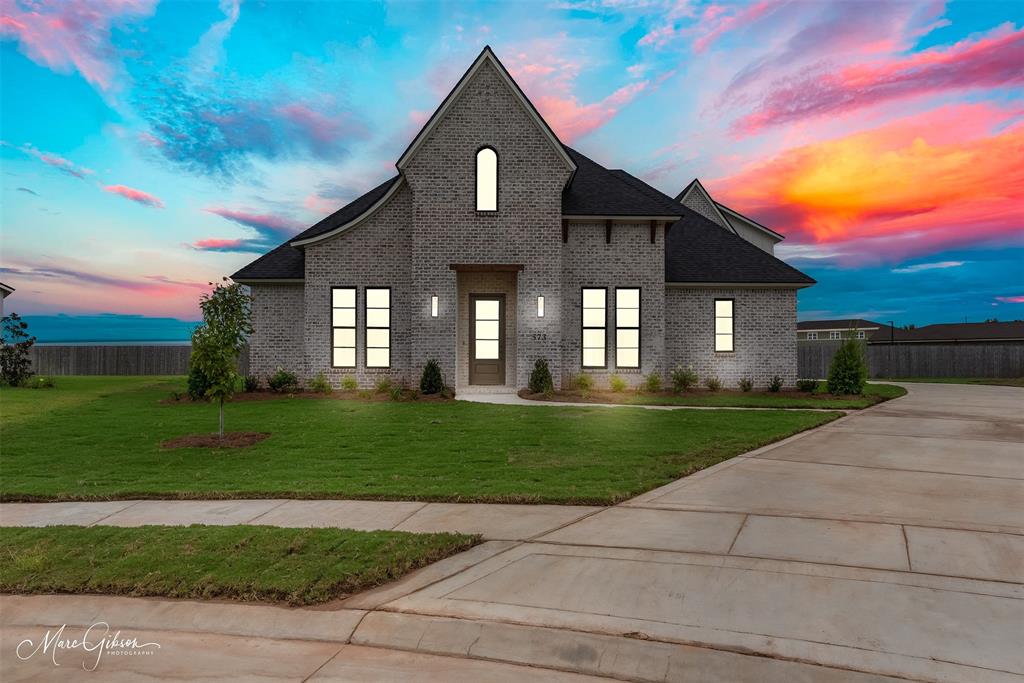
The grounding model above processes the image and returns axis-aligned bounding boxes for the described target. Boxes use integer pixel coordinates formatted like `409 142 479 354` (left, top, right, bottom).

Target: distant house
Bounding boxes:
0 282 14 317
797 319 887 342
884 321 1024 344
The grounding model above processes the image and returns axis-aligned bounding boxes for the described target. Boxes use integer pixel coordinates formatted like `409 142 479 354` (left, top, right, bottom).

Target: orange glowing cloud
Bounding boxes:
711 104 1024 259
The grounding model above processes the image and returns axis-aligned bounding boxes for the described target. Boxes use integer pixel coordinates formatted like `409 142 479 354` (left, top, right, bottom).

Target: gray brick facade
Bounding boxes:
665 287 798 388
248 283 305 378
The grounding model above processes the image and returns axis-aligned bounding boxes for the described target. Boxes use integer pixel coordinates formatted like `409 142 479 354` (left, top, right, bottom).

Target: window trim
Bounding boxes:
713 297 735 354
581 286 608 369
364 286 392 369
475 145 498 213
614 286 641 370
806 331 818 340
330 285 357 369
829 330 842 340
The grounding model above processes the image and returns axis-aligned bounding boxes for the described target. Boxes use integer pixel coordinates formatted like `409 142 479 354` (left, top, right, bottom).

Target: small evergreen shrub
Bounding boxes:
670 364 698 393
738 377 753 392
768 375 783 393
341 376 358 391
704 375 722 392
642 373 662 392
268 367 299 393
420 359 444 394
309 372 332 394
574 373 594 392
827 337 869 395
374 376 394 394
187 365 213 401
243 375 261 392
796 379 818 393
609 374 627 393
528 359 554 394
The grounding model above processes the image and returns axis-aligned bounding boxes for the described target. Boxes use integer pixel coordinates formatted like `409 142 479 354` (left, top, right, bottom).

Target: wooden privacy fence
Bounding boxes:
29 345 250 376
798 341 1024 379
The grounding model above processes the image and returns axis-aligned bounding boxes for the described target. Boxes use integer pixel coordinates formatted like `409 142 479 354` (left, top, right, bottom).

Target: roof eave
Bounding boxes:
666 280 815 289
564 214 682 221
290 177 405 247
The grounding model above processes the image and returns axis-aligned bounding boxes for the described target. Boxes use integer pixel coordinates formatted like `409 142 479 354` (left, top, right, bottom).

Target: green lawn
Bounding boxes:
0 525 477 606
886 377 1024 388
0 376 840 504
526 383 906 409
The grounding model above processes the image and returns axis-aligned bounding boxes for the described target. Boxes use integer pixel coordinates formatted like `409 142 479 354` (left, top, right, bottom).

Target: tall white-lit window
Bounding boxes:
476 147 497 211
582 288 606 368
615 288 640 368
714 299 734 352
331 287 356 368
365 288 390 368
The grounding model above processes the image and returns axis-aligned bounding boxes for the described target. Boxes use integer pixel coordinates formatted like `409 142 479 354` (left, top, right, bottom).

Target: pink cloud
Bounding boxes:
995 296 1024 304
733 24 1024 135
0 0 157 94
103 184 164 208
5 142 94 178
273 103 367 147
693 1 771 53
205 207 302 237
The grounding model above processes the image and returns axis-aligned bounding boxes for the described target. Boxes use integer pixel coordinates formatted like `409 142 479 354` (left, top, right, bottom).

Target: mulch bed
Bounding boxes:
518 389 848 402
162 390 453 405
161 432 271 449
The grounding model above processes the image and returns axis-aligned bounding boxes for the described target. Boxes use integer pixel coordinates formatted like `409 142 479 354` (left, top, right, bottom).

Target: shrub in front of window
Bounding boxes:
528 358 554 394
738 377 753 392
768 375 783 392
374 376 394 394
268 367 299 393
670 364 698 393
827 337 869 395
0 313 36 387
341 376 358 391
609 374 627 393
704 375 722 392
388 383 404 401
243 375 261 392
642 372 662 392
309 372 332 394
796 379 818 393
420 359 444 395
574 373 595 393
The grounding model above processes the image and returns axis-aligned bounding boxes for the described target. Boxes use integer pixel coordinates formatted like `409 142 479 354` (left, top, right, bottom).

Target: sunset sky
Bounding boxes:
2 0 1022 340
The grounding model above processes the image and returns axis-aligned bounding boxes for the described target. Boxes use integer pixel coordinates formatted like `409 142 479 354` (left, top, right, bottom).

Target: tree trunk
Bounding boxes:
218 396 224 438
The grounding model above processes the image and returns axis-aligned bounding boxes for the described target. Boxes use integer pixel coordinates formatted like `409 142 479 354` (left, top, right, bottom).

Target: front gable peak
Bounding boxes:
395 46 576 177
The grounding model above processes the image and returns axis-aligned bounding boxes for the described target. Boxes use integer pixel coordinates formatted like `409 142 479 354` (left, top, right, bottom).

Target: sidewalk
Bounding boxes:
0 499 601 541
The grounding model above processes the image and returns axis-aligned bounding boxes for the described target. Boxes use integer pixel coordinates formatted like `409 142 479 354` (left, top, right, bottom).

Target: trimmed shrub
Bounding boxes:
670 364 698 393
243 375 261 392
642 373 663 393
309 372 332 394
187 365 213 401
528 359 554 394
374 376 394 394
23 375 55 389
738 377 753 392
609 374 627 393
796 379 818 393
420 359 444 395
341 376 358 391
574 373 594 392
704 375 722 392
768 375 783 393
827 337 869 395
268 368 299 393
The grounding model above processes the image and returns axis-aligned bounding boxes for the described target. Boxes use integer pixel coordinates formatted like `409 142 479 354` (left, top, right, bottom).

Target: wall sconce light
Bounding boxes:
431 295 438 317
537 296 545 317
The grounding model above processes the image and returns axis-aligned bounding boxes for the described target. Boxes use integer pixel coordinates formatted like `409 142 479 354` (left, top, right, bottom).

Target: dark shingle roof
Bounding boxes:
562 147 683 217
665 209 815 285
798 319 884 331
887 321 1024 343
231 176 399 281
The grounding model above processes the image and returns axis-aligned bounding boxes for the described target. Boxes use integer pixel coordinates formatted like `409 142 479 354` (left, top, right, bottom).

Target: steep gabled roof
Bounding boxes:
290 176 401 246
231 241 305 281
396 46 576 176
675 178 734 233
562 148 683 218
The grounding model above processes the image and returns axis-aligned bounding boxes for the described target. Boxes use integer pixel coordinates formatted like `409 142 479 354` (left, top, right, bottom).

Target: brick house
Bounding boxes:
233 47 814 391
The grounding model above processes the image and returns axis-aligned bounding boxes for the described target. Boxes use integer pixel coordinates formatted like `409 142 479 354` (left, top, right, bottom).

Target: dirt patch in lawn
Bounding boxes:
162 432 270 449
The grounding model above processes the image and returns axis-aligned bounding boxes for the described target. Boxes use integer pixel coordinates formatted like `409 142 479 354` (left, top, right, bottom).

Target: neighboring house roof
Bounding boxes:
665 209 815 286
561 148 683 219
0 282 14 297
798 319 884 331
396 46 576 176
677 178 785 244
885 321 1024 343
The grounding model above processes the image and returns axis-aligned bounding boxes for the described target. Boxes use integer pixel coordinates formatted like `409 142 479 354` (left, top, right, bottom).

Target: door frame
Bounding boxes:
469 293 506 386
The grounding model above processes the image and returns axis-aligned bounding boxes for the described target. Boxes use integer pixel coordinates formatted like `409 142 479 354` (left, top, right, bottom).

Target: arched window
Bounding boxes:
476 147 497 211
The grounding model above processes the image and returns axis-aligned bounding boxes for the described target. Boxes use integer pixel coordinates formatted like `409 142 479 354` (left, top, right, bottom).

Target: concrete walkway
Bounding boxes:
3 382 1022 681
0 499 600 541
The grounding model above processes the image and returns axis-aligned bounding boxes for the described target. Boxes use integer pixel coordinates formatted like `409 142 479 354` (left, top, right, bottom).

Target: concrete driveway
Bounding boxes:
3 382 1022 681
